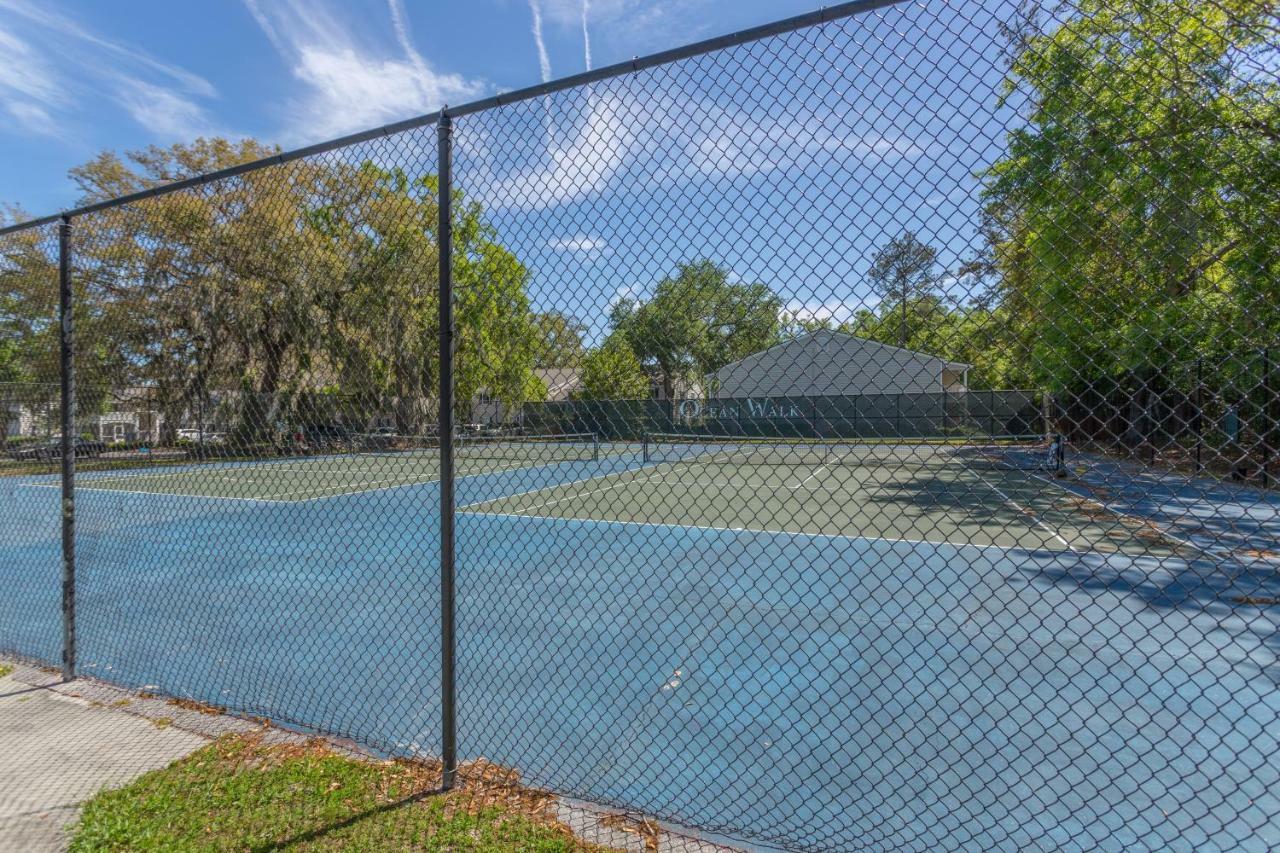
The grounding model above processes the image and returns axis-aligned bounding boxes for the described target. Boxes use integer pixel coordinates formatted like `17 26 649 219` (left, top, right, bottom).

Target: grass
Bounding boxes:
0 662 12 678
70 732 619 852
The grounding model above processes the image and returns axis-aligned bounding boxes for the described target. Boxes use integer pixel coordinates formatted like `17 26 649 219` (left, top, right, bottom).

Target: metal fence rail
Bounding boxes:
1 0 1277 849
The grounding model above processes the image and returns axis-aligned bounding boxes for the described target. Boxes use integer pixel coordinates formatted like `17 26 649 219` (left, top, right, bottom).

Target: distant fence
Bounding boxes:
1054 349 1280 484
522 389 1045 441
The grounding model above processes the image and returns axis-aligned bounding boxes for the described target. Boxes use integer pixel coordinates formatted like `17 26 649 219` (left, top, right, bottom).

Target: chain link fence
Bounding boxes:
1 0 1277 849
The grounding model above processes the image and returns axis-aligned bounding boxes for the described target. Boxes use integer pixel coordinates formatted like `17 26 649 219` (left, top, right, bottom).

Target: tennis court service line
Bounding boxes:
970 468 1076 553
15 466 435 499
17 481 296 505
19 454 609 504
790 461 832 490
491 462 675 516
457 456 668 510
1023 467 1252 566
460 506 1082 558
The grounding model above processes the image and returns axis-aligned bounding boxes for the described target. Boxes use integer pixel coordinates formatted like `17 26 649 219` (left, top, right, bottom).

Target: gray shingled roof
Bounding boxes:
707 329 969 396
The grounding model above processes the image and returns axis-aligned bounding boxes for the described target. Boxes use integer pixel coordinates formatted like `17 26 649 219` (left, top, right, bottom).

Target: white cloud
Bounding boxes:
538 0 715 55
0 25 64 135
386 0 430 83
0 0 215 97
581 0 592 71
0 1 220 142
5 100 57 137
609 283 643 309
460 77 923 215
689 107 923 181
783 297 865 326
243 0 486 143
459 91 632 212
114 80 223 140
548 235 607 253
528 0 552 83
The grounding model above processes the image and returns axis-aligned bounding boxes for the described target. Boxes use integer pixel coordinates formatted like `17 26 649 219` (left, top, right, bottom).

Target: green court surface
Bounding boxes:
59 441 1194 562
66 452 469 502
463 456 1190 558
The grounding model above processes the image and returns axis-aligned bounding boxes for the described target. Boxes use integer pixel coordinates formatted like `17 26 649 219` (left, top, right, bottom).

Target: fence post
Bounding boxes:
437 111 458 791
1265 348 1276 488
1194 358 1204 473
58 215 75 682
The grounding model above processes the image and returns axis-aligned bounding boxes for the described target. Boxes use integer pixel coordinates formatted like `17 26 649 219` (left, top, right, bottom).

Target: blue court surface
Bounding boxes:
2 448 1278 850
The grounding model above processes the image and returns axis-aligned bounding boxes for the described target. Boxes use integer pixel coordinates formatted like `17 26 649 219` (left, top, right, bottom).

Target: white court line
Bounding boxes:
501 464 673 515
23 454 594 504
458 458 668 509
1023 468 1265 565
970 467 1078 552
461 508 1080 558
308 457 607 504
271 474 438 500
789 461 831 490
18 482 294 505
467 455 1090 554
264 455 546 502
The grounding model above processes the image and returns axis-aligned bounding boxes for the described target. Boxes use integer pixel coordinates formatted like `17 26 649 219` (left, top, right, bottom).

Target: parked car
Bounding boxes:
356 426 400 451
302 424 356 450
7 438 106 461
177 429 226 444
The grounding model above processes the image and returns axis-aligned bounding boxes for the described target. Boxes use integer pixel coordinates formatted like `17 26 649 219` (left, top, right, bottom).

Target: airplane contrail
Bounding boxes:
529 0 551 82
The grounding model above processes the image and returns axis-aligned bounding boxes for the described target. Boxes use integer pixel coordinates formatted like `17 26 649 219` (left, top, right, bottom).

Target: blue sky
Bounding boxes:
0 0 828 215
0 0 1024 346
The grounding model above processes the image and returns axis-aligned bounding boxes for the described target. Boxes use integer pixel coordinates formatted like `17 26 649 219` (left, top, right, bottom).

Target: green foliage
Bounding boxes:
0 207 57 384
843 296 1027 389
612 260 782 398
1 140 548 439
70 733 610 851
866 232 940 348
531 311 588 368
981 0 1279 394
577 336 650 400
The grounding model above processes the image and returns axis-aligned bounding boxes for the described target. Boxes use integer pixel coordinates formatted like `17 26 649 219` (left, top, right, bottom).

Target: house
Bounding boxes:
705 329 969 397
95 409 163 443
5 403 37 437
472 367 584 427
535 367 583 401
644 369 702 402
91 388 164 443
3 394 56 438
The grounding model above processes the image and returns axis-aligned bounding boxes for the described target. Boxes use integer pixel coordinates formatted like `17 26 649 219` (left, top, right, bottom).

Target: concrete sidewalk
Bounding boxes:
0 658 741 852
0 661 210 851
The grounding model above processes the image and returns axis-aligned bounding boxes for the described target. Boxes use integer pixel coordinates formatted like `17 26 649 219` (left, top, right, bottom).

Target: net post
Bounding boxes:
437 112 458 792
58 214 76 682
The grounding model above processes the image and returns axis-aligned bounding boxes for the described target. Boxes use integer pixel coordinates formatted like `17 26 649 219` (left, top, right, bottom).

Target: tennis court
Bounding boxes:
49 432 1179 557
4 432 1278 848
459 434 1190 559
42 433 605 502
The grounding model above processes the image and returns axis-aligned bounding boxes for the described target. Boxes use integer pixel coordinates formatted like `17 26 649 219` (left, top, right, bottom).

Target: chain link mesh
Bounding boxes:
0 217 62 665
1 0 1277 849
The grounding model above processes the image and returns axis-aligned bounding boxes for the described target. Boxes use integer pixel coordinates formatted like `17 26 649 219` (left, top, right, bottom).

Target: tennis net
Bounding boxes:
456 432 600 463
643 433 1064 473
